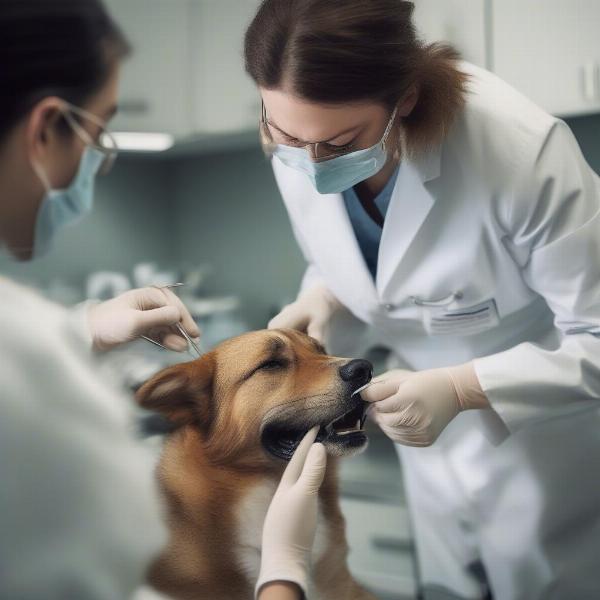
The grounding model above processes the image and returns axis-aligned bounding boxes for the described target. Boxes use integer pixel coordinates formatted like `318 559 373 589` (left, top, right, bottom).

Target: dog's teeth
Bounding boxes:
336 422 362 435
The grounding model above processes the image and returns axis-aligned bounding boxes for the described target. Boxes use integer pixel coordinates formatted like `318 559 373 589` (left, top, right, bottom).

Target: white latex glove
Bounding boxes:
256 426 327 599
362 364 489 447
268 284 342 343
88 287 201 352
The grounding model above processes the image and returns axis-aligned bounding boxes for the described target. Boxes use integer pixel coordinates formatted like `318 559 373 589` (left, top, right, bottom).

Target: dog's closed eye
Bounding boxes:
256 358 288 372
241 358 290 383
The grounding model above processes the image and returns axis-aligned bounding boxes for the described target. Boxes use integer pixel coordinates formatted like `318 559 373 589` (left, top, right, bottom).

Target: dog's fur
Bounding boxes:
137 329 376 600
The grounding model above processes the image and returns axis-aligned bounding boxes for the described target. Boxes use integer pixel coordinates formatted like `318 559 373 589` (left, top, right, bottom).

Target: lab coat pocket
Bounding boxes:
422 298 500 337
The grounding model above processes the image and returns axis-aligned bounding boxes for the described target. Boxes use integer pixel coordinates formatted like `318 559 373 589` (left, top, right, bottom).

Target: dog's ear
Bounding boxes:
136 354 214 429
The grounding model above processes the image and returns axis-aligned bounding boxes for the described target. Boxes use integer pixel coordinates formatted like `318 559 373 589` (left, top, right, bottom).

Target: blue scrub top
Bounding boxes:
342 165 400 280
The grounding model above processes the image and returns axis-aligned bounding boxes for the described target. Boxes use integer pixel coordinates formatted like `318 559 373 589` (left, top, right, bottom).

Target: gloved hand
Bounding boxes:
268 284 342 344
362 363 489 447
87 287 201 352
256 426 327 599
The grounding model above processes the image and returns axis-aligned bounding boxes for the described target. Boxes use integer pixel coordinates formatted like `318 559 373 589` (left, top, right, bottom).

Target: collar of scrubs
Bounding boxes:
343 165 401 279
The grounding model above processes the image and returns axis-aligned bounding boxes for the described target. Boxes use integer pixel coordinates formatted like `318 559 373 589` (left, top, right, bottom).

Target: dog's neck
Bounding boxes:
158 427 340 515
149 427 350 600
159 429 276 511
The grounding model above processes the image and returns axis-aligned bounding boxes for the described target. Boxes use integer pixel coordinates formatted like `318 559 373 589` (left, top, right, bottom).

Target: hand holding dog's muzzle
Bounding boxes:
362 364 489 447
256 426 327 599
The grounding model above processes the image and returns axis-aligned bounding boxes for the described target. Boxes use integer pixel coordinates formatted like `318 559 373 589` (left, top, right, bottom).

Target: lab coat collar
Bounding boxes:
375 145 441 296
303 189 379 317
412 143 442 183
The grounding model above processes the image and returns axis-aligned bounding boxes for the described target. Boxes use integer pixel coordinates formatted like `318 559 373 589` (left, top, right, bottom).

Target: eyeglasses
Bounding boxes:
260 102 398 162
59 102 119 175
260 102 359 162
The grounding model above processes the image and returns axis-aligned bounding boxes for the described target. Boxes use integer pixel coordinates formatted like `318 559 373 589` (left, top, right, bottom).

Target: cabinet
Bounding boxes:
415 0 600 117
104 0 261 139
192 0 261 134
105 0 600 146
491 0 600 117
413 0 488 69
104 0 193 136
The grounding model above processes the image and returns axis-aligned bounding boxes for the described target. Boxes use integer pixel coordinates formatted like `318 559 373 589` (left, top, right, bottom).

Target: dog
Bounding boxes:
136 328 377 600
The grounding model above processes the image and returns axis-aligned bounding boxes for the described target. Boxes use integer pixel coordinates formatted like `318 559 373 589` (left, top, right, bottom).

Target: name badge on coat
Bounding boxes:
412 294 500 336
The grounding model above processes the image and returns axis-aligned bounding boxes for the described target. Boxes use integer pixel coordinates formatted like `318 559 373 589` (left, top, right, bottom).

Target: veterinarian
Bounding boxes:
0 2 326 600
246 1 600 599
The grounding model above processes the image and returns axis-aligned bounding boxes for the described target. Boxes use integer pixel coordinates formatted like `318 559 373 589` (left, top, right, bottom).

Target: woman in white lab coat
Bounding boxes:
0 3 323 600
245 1 600 599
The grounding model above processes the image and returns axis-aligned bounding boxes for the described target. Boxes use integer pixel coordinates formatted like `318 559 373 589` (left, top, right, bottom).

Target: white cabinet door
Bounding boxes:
492 0 600 116
191 0 262 135
413 0 488 68
104 0 192 135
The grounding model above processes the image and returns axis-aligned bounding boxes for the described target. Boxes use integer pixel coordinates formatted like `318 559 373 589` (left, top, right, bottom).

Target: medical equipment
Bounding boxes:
174 322 202 357
351 380 381 398
141 283 202 358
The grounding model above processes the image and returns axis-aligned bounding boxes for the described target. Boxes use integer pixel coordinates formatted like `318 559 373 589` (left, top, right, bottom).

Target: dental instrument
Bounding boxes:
141 283 202 357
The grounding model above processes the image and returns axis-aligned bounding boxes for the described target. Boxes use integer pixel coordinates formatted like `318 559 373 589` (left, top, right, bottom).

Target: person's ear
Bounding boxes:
136 354 215 430
397 84 419 117
25 97 68 167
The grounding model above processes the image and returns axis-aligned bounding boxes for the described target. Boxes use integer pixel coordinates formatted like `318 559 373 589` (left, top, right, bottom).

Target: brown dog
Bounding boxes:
136 328 377 600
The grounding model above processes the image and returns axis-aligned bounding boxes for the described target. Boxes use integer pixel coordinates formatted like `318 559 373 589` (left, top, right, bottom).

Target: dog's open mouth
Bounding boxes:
262 400 369 461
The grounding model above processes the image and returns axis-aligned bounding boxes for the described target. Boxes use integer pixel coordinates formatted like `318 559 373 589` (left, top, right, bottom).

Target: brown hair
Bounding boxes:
245 0 468 156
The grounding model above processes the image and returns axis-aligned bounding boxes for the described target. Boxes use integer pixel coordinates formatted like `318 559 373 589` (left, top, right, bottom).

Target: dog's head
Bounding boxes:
136 329 372 466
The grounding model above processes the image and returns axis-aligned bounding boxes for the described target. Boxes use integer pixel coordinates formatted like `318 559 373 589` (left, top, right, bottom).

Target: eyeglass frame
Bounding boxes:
259 101 399 163
58 101 119 176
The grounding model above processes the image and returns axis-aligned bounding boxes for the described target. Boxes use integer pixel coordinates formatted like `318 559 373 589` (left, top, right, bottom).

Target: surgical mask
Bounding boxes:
273 107 398 195
30 102 117 258
32 147 105 258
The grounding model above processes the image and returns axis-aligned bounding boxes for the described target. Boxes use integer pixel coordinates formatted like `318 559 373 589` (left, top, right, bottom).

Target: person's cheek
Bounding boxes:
52 145 84 188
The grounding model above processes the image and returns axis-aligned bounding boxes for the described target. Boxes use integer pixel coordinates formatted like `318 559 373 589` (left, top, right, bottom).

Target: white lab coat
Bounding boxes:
272 63 600 599
0 277 166 600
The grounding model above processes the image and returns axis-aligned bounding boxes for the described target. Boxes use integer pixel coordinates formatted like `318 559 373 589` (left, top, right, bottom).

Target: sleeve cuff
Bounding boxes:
66 300 99 352
473 355 524 435
255 568 308 600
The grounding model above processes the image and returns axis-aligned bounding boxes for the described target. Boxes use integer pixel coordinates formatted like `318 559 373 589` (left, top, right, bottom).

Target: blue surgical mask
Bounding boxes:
273 107 398 195
32 146 105 258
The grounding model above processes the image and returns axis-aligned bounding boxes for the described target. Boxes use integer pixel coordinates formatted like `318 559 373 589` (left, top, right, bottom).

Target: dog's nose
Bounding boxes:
339 359 373 386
